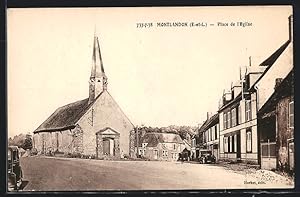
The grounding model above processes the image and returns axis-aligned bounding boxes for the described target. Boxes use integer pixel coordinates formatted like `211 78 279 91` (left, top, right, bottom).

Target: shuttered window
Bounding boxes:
245 101 252 121
224 137 228 153
223 113 227 129
234 134 237 152
238 105 242 124
232 108 237 127
289 101 294 128
227 111 231 128
246 129 252 152
229 136 232 152
215 125 218 139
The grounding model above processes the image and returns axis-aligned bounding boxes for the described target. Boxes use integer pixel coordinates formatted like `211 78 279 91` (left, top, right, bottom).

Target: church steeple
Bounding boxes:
91 35 105 78
88 34 108 104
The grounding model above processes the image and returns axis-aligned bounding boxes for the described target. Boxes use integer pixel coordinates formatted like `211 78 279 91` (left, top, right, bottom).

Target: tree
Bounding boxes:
8 133 25 147
21 133 33 150
9 133 33 150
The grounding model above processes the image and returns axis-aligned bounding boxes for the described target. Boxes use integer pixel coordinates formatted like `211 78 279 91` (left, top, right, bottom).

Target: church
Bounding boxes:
32 35 135 159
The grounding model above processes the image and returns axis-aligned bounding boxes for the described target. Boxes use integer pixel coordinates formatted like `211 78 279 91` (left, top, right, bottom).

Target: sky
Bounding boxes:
7 6 292 137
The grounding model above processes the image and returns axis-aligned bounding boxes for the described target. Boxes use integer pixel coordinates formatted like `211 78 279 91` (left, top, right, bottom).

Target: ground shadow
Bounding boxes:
18 180 29 191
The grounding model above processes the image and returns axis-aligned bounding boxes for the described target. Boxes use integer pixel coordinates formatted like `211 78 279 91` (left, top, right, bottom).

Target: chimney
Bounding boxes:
249 56 252 67
289 15 293 42
274 78 283 90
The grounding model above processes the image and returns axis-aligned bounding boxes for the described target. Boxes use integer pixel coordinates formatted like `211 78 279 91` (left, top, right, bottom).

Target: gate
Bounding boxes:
261 140 276 170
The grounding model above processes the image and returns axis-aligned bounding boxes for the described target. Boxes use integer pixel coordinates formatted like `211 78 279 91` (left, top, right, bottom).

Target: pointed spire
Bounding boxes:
91 32 105 79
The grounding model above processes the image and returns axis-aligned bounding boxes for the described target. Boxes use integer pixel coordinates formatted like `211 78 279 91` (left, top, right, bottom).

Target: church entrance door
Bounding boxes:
96 127 120 158
103 138 114 155
103 139 110 155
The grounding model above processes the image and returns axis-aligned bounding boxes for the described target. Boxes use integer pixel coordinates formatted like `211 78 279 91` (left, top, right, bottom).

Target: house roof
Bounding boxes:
259 40 291 66
33 98 91 133
197 113 219 134
249 40 291 92
206 113 219 128
219 40 291 112
218 93 242 112
183 139 192 151
141 132 184 147
198 119 209 134
258 69 294 117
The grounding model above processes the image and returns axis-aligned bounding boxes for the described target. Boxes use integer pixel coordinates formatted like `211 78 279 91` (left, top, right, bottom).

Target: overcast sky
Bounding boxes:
7 6 292 137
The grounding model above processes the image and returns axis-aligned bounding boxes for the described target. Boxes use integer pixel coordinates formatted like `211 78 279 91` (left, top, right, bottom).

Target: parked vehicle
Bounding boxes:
8 146 23 191
199 149 216 164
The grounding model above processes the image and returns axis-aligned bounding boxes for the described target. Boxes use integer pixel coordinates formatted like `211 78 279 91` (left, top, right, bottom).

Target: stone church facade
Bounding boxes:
33 35 135 158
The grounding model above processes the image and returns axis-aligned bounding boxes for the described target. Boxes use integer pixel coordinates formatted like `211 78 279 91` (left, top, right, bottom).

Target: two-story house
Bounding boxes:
218 15 293 165
218 66 266 164
202 113 220 161
138 132 185 161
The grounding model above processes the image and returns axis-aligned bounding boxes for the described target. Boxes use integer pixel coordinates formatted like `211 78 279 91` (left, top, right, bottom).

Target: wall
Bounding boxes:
33 130 73 154
78 90 134 157
219 96 258 164
145 142 184 161
277 96 294 171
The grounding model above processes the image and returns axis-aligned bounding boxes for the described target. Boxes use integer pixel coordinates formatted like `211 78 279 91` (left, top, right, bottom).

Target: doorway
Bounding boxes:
236 132 241 161
154 150 158 159
103 138 114 156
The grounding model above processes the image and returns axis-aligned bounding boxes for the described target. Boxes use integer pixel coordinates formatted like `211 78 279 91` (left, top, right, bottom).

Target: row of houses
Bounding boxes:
191 15 294 173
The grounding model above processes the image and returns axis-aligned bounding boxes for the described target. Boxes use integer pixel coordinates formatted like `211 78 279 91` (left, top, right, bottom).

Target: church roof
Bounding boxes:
33 97 91 133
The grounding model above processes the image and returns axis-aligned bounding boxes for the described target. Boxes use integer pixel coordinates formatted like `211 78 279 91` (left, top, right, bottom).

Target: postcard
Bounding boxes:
7 6 294 191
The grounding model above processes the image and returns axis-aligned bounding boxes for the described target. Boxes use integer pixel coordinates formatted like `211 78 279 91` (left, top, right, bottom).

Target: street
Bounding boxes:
20 156 293 191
